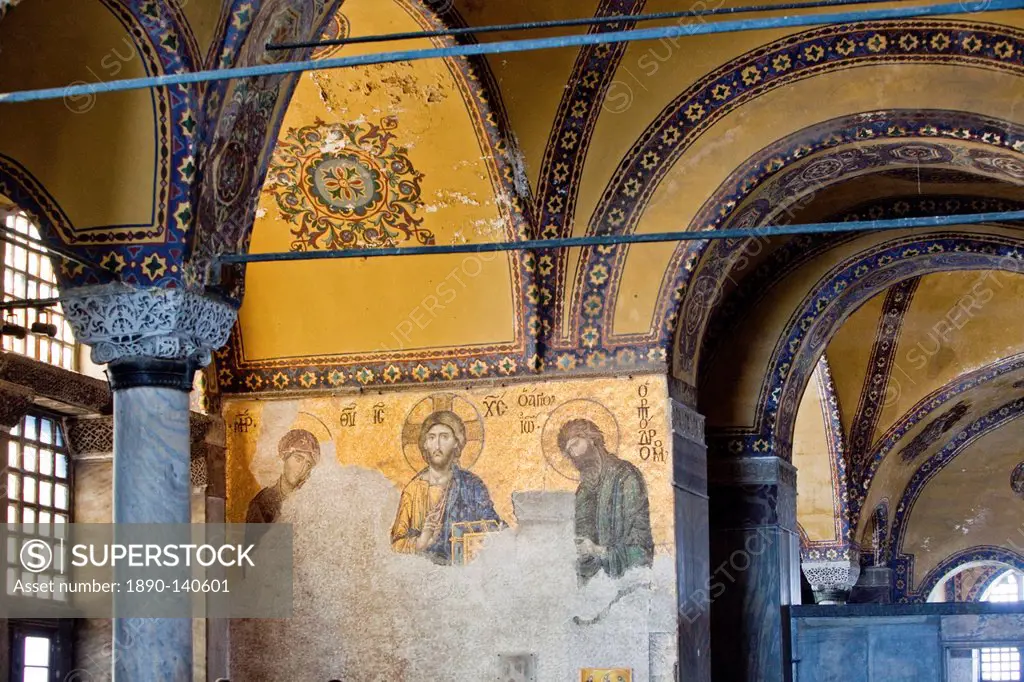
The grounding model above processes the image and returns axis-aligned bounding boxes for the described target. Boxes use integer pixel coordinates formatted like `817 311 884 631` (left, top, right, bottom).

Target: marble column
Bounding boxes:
669 383 710 682
62 285 236 682
708 455 799 682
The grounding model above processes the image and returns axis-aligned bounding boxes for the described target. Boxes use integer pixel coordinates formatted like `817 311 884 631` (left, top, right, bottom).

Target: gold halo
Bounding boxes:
541 399 620 481
290 411 333 444
402 393 484 472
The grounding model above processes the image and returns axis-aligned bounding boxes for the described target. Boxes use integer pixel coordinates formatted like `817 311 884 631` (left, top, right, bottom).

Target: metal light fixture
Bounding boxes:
30 310 57 338
2 313 26 339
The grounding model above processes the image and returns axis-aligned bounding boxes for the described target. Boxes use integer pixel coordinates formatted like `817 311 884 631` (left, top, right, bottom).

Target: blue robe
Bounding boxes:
425 466 503 564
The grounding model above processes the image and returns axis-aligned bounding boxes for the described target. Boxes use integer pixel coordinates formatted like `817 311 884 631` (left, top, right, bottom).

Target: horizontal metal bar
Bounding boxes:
0 229 112 280
2 0 1021 105
216 209 1024 264
0 297 60 311
268 0 892 50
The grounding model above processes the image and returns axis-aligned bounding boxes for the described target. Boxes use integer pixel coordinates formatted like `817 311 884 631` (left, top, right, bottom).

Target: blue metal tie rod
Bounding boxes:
0 227 113 279
1 0 1022 105
267 0 899 50
214 210 1024 265
0 297 60 312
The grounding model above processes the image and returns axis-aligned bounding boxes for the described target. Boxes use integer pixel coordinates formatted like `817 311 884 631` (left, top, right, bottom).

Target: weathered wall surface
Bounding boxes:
225 375 677 681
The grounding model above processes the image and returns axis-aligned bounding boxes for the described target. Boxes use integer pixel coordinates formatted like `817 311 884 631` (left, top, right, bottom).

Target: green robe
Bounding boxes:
575 456 654 580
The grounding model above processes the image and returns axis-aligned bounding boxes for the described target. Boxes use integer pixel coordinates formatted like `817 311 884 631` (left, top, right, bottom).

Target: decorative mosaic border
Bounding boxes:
848 277 920 470
890 397 1024 600
533 0 647 347
706 232 1024 459
573 20 1024 356
216 0 538 393
73 0 197 286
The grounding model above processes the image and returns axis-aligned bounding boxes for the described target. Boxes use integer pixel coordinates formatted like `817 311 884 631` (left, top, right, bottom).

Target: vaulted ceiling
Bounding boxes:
2 0 1024 597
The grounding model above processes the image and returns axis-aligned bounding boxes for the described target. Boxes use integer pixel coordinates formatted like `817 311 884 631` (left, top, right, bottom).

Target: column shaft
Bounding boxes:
113 384 192 681
670 394 711 682
708 456 799 682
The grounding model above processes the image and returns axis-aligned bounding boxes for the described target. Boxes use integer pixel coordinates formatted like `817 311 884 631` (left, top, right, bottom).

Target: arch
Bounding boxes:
969 566 1009 601
215 0 540 393
547 110 1024 378
699 195 1024 385
702 230 1024 458
191 0 528 297
852 353 1024 533
886 395 1024 600
553 19 1024 358
0 0 198 287
917 548 1024 603
674 109 1024 382
0 155 74 250
798 355 856 561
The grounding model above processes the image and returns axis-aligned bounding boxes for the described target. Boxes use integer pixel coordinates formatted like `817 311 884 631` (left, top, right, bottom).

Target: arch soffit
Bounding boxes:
699 228 1024 459
213 0 541 394
0 0 199 286
671 109 1024 383
853 352 1024 536
554 19 1024 362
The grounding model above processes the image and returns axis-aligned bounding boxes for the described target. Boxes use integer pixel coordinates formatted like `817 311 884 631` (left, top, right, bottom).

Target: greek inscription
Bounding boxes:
233 410 254 434
372 403 385 425
517 389 556 408
339 404 357 428
635 382 664 463
520 415 537 434
484 394 508 417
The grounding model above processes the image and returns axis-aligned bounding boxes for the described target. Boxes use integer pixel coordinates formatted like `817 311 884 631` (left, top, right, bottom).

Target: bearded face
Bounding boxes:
421 423 461 471
564 435 603 485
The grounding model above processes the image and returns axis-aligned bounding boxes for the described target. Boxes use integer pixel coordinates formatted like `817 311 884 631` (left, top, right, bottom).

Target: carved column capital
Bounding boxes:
0 382 34 430
60 284 237 370
802 556 862 604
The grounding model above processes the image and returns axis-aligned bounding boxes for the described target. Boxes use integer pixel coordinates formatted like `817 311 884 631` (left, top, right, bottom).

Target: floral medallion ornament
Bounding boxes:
1012 461 1024 500
265 116 432 250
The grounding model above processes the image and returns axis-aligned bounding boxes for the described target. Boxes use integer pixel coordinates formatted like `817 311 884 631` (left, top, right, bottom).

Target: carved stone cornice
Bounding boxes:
0 352 110 414
0 382 34 430
65 412 224 468
189 412 215 446
671 398 705 445
64 415 114 458
61 284 237 368
709 456 797 488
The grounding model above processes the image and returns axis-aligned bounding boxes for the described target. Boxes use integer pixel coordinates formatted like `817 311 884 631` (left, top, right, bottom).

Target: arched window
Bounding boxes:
978 569 1023 681
1 207 76 370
